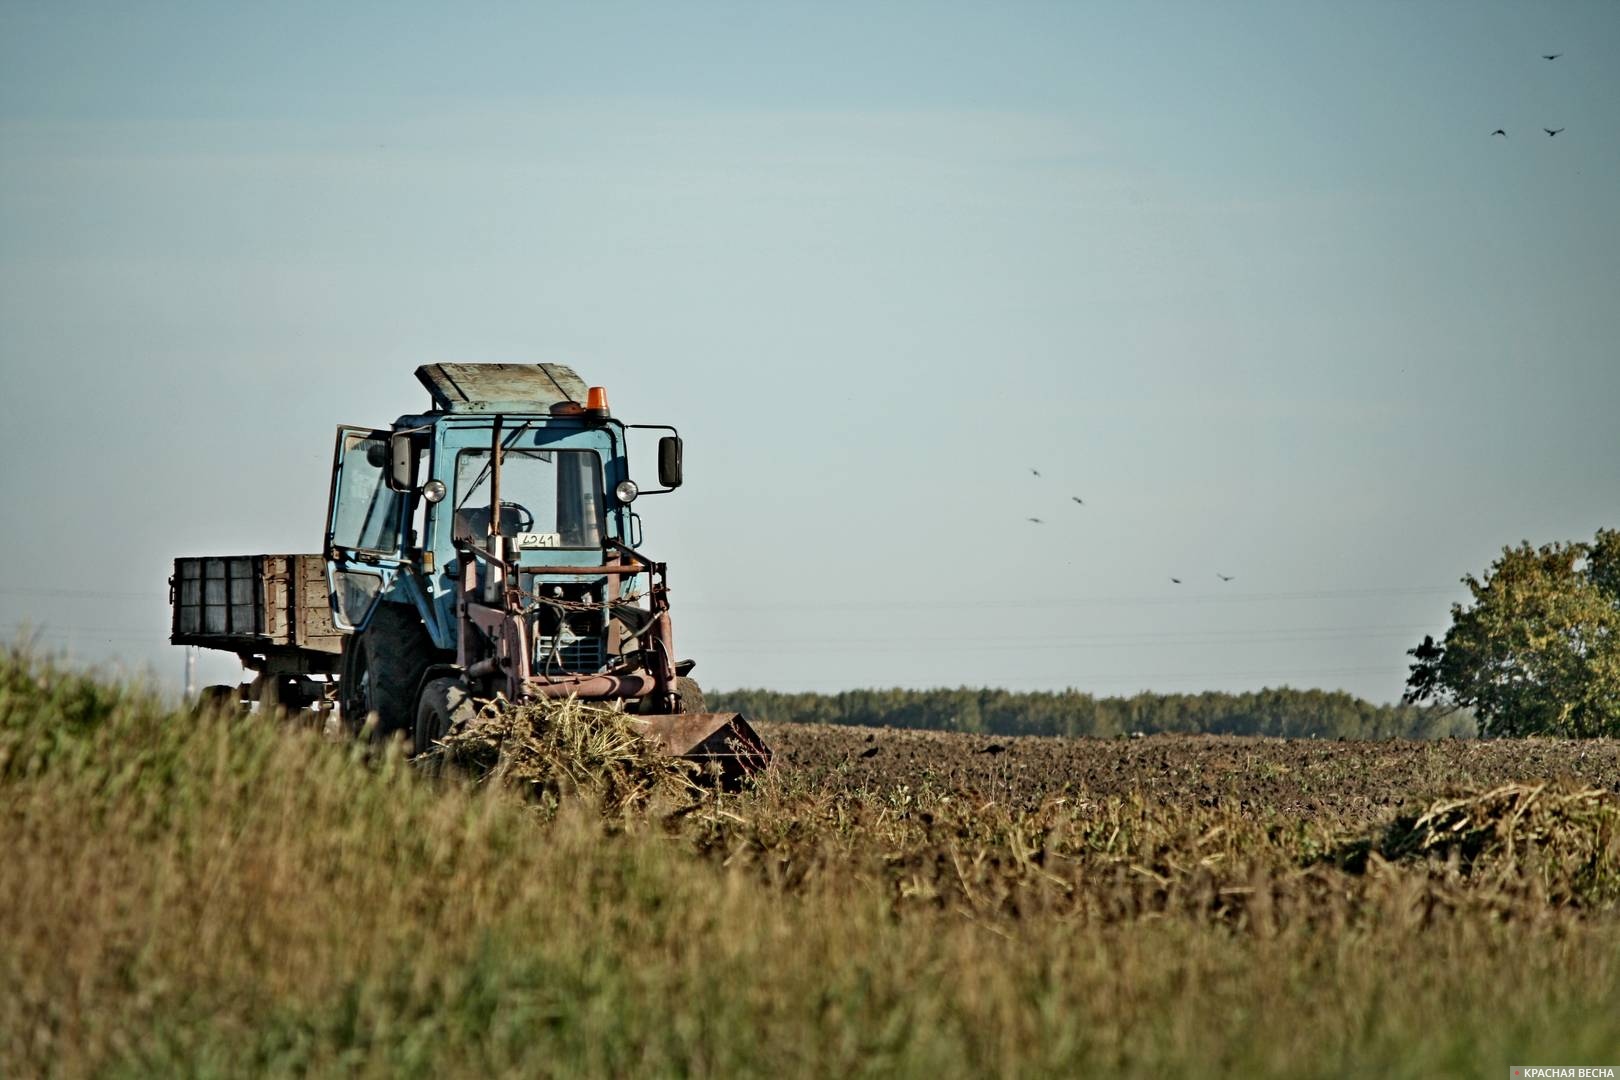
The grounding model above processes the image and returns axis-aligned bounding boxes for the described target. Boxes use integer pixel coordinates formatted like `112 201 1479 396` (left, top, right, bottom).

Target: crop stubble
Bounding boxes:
5 651 1620 1077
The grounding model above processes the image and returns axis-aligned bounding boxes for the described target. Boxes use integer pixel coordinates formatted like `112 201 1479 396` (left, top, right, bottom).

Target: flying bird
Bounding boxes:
1027 517 1044 525
1545 128 1565 136
1170 577 1182 584
1029 467 1041 478
1542 53 1562 60
1491 129 1507 137
1217 573 1235 582
1071 496 1084 505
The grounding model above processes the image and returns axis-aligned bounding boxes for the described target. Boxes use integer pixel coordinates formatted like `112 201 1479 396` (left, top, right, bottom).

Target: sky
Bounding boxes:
2 1 1618 702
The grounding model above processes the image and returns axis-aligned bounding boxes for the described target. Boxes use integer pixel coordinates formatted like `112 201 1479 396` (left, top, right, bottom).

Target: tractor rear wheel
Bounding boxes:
340 603 433 739
675 676 706 714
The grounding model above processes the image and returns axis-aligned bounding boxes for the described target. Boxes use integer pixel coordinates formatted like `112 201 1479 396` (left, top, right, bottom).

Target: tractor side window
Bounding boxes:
332 433 405 553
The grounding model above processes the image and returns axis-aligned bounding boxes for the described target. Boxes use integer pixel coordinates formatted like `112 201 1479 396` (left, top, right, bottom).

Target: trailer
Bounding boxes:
170 554 343 711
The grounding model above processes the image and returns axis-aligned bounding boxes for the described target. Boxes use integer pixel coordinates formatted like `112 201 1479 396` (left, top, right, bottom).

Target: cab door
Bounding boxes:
324 426 408 631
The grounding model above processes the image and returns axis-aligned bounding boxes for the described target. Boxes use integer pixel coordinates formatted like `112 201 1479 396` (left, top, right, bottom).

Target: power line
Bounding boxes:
706 639 1419 655
682 584 1461 612
6 618 1440 653
0 585 167 599
2 624 170 642
698 622 1433 651
1 583 1461 609
735 665 1416 692
958 665 1414 689
706 635 1425 656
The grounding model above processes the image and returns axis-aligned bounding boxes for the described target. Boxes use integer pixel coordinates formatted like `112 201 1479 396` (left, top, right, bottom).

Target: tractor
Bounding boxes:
171 363 769 777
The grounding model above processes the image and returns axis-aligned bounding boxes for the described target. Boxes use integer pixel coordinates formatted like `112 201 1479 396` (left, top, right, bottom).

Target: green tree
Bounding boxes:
1405 530 1620 737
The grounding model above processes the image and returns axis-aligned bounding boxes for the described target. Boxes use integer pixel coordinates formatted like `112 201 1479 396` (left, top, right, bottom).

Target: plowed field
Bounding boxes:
763 722 1620 825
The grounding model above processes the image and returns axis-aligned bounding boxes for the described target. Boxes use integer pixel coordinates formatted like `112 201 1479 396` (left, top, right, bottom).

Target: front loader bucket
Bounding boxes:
634 712 773 783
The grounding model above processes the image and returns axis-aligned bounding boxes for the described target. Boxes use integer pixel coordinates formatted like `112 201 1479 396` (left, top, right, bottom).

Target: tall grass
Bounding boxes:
2 646 1617 1078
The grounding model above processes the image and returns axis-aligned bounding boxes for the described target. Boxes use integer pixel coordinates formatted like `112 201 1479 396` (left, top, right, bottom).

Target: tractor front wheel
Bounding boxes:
413 677 477 773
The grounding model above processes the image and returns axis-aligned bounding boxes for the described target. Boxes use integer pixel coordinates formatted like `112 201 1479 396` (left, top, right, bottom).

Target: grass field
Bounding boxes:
3 647 1619 1078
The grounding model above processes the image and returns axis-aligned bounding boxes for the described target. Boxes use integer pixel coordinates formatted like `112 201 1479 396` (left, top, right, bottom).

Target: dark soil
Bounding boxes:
761 723 1620 827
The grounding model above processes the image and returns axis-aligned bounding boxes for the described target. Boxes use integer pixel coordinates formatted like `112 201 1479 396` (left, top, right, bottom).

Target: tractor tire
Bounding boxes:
340 602 433 739
413 677 477 771
675 676 706 714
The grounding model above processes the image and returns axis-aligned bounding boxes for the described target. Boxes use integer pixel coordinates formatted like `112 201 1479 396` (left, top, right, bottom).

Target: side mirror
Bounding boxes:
657 436 683 489
388 433 419 492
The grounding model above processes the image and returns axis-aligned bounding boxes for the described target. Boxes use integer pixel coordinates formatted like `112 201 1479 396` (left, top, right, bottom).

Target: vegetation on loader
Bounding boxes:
428 695 699 815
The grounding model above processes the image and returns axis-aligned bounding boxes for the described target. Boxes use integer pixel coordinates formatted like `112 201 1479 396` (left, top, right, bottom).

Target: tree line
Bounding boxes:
714 527 1620 741
709 686 1475 741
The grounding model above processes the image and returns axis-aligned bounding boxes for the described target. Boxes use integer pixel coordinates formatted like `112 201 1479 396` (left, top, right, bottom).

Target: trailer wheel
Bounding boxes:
340 603 433 739
194 684 241 715
675 676 706 714
413 677 476 772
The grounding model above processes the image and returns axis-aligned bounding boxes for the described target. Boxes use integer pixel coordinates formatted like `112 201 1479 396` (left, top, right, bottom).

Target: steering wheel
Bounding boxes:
498 501 535 534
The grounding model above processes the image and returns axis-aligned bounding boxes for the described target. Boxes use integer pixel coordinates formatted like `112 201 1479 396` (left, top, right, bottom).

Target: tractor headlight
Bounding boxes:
422 479 447 503
614 480 639 504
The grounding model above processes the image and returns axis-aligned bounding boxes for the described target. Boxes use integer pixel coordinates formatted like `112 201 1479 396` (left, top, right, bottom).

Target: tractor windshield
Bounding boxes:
451 448 604 549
